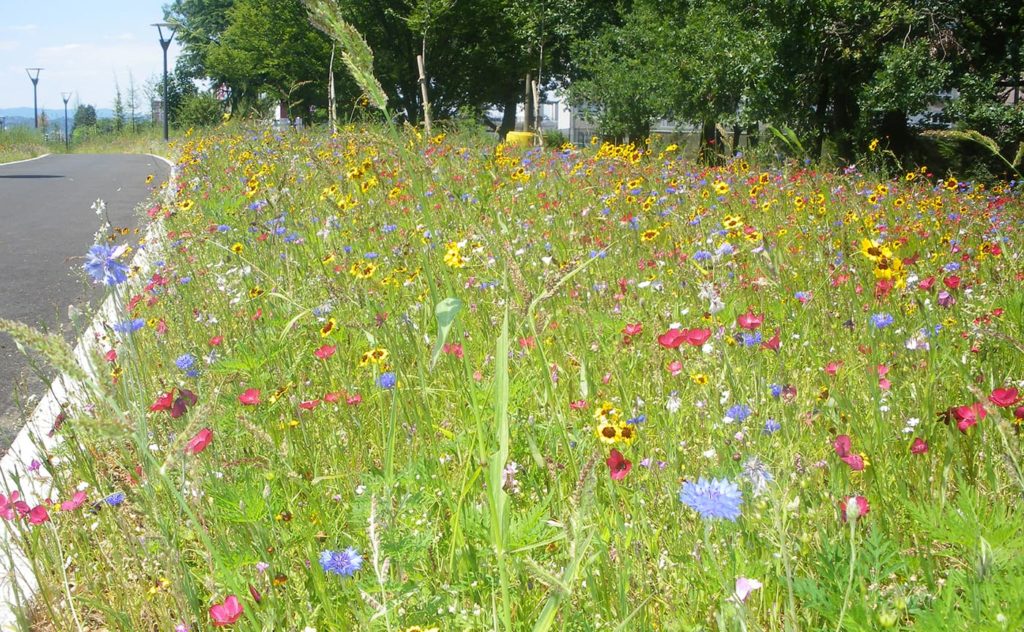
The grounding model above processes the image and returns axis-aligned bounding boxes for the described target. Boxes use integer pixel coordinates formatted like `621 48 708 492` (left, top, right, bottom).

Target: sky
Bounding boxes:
0 1 181 112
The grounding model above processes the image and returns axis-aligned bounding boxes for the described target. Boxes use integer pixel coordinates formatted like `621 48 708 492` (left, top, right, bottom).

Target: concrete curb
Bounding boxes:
0 153 175 630
0 154 51 168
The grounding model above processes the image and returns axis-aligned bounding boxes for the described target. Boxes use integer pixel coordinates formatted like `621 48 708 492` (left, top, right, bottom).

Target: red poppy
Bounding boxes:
104 349 117 363
657 328 685 349
943 275 961 290
150 391 174 412
185 428 213 455
918 276 935 291
298 399 320 411
990 387 1020 407
239 389 261 405
953 402 987 433
346 394 362 406
825 361 842 376
761 331 781 352
910 438 929 454
840 495 869 522
209 335 224 347
210 595 244 627
606 449 632 480
736 311 764 330
323 391 342 403
171 389 198 419
681 328 712 346
314 344 336 360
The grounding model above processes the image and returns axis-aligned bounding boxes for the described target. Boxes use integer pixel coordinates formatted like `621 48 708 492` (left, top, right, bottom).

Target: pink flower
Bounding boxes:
59 491 87 512
667 360 684 376
238 389 261 405
442 342 464 359
623 322 644 337
298 399 320 411
606 449 632 481
990 387 1020 407
0 492 26 521
734 576 763 602
910 438 929 455
209 595 244 627
833 435 852 458
825 361 842 376
841 454 866 471
840 495 869 522
28 505 49 525
569 399 587 411
185 428 213 455
314 344 336 360
736 311 764 330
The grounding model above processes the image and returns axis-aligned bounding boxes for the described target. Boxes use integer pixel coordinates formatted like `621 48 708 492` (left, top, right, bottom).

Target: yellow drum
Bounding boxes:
506 131 537 147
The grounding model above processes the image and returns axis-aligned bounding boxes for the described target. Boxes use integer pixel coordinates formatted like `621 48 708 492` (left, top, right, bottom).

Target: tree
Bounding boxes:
178 92 224 127
73 104 97 129
126 71 141 133
113 77 126 132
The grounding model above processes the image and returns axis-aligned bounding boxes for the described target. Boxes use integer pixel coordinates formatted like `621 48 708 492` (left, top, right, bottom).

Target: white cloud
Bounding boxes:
0 41 19 51
4 24 38 32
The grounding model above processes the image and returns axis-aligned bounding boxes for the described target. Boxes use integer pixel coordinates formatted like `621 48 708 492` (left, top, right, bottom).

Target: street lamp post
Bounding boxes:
62 92 72 151
152 22 178 142
26 68 42 129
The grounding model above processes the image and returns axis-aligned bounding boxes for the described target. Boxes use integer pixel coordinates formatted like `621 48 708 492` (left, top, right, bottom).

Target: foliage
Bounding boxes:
177 92 225 129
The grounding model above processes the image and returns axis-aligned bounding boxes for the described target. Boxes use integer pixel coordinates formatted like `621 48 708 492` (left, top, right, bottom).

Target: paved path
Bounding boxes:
0 154 169 449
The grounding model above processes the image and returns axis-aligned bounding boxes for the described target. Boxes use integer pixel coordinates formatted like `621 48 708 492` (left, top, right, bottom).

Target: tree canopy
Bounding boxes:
166 0 1022 162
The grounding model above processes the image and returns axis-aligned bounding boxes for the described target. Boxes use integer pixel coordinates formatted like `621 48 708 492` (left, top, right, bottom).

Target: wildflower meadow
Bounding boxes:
2 124 1023 631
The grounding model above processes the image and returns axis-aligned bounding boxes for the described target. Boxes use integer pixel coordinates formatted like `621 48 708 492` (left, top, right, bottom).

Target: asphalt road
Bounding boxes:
0 153 169 449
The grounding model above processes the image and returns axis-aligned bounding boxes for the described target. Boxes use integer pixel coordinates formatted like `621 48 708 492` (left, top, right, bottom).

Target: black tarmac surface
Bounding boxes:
0 154 169 449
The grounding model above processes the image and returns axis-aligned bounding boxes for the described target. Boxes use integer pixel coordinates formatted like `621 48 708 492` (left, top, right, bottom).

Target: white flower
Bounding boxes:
666 392 682 414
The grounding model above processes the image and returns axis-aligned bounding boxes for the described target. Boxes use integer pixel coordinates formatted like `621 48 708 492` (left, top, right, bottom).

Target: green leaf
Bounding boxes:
429 297 462 370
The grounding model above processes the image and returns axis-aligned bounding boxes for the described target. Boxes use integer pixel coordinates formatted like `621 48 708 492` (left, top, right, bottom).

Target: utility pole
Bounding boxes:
26 68 43 129
62 92 72 151
152 22 178 141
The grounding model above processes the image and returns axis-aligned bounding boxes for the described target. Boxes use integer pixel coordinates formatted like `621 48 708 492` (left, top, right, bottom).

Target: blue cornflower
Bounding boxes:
740 332 762 347
763 418 781 434
769 384 783 398
83 244 129 286
725 404 751 422
217 224 231 232
678 477 743 521
175 354 196 371
382 224 397 233
112 318 145 334
716 243 735 257
943 262 961 272
377 372 397 390
319 547 362 577
103 492 126 506
626 414 646 425
693 250 712 262
364 252 379 259
794 291 811 302
179 276 191 284
870 313 895 329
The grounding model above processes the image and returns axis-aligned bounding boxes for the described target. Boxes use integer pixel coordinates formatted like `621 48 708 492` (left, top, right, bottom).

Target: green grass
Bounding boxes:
0 127 50 163
2 125 1024 631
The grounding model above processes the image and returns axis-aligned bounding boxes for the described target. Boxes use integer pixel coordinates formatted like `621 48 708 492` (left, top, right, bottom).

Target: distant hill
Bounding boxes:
0 107 116 128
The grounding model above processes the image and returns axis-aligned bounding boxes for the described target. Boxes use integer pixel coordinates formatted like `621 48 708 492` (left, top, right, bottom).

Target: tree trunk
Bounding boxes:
813 77 829 159
499 95 517 139
523 73 533 132
699 120 719 164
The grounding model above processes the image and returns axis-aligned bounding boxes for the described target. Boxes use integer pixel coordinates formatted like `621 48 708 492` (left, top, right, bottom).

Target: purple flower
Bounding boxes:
679 477 743 521
764 418 781 434
319 547 362 577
